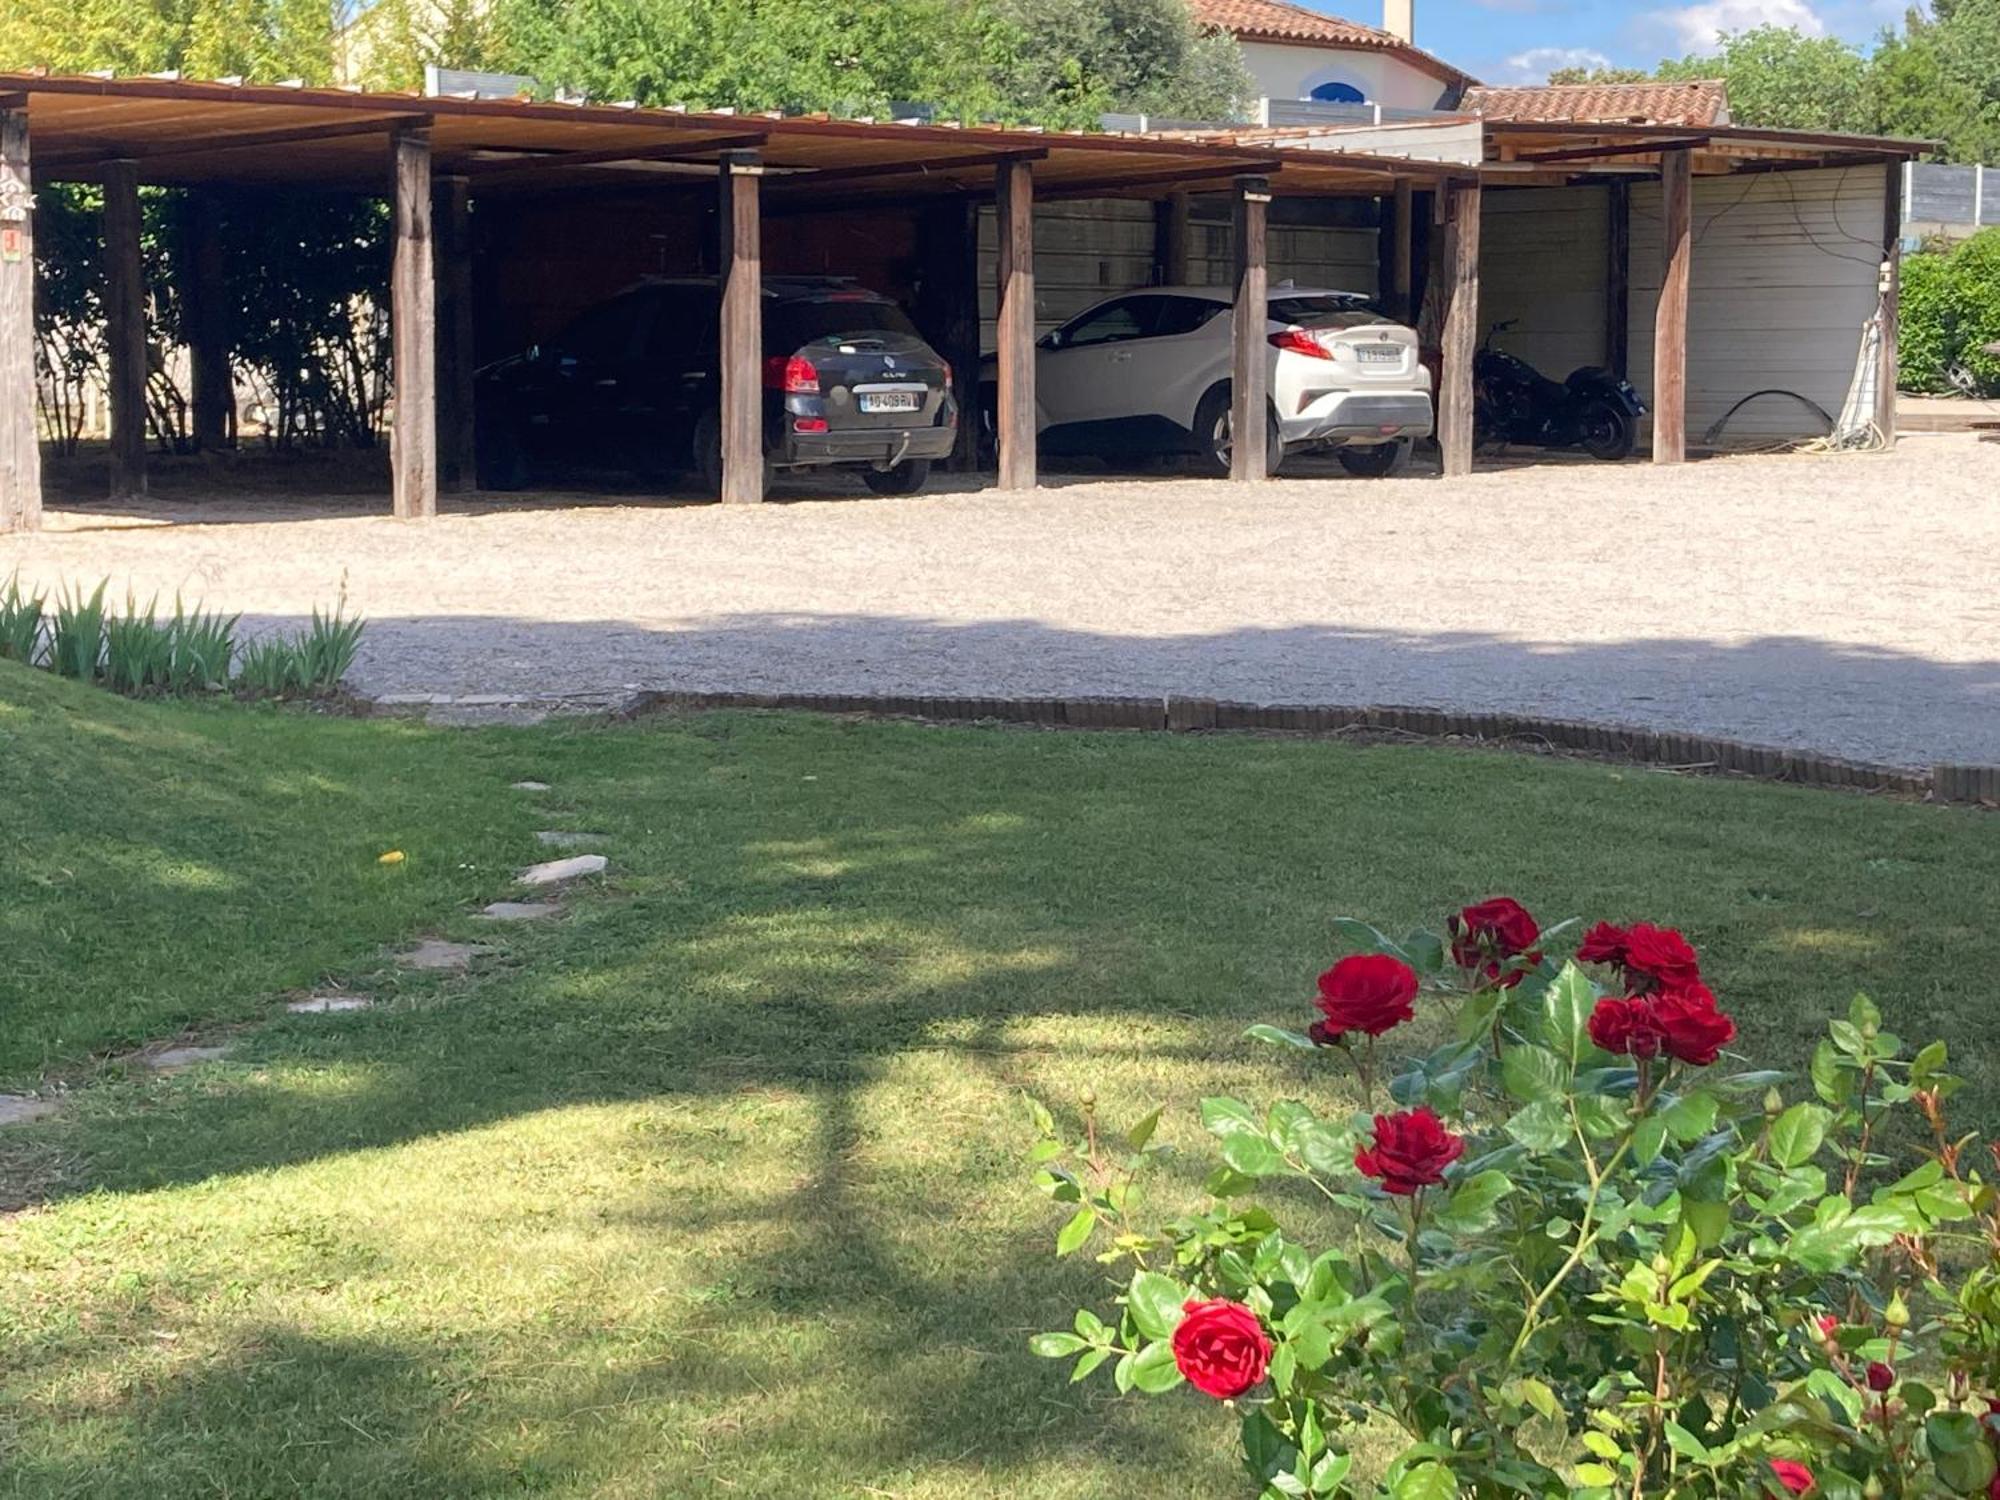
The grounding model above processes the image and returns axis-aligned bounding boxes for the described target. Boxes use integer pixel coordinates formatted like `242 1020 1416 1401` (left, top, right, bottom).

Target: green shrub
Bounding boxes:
234 635 307 698
1899 228 2000 398
102 591 172 695
165 597 238 694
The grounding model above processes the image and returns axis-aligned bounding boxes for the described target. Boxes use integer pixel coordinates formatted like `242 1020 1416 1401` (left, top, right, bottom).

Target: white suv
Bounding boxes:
987 285 1432 477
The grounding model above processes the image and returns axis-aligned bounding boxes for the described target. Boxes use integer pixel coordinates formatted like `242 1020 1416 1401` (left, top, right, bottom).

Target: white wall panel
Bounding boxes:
1477 185 1612 382
1629 164 1887 442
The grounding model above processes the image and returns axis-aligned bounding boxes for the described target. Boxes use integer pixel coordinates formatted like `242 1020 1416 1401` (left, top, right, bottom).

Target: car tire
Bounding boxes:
474 415 530 492
1193 385 1282 479
863 459 932 496
693 409 770 501
1336 440 1408 478
1579 399 1636 462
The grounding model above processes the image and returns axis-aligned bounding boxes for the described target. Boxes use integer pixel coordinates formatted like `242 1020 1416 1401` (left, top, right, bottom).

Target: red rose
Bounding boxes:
1588 996 1668 1059
1450 897 1543 988
1622 923 1702 991
1577 921 1631 967
1355 1107 1465 1196
1315 954 1419 1039
1770 1459 1815 1495
1987 1476 1998 1500
1866 1361 1896 1393
1171 1298 1272 1400
1653 982 1737 1066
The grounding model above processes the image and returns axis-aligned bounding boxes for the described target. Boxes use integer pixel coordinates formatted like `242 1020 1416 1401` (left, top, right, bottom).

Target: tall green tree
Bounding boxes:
1550 25 1872 134
0 0 336 80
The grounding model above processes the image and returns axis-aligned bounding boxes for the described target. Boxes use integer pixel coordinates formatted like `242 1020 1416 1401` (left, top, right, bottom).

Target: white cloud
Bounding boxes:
1498 45 1615 82
1643 0 1827 53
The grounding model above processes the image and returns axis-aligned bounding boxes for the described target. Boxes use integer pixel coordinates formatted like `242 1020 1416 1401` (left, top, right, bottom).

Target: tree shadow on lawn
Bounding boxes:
8 712 1999 1493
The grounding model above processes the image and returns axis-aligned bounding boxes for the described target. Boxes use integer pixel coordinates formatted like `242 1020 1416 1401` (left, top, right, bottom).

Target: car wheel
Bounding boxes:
474 415 530 491
1193 385 1282 479
1579 399 1636 462
863 459 932 497
1336 440 1407 478
693 410 770 501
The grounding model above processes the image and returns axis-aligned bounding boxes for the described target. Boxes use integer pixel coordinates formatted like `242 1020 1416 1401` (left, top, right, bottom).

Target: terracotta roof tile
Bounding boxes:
1187 0 1474 85
1461 80 1729 128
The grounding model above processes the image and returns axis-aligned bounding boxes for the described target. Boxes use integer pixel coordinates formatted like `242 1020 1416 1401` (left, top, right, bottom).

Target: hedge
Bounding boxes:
1899 227 2000 396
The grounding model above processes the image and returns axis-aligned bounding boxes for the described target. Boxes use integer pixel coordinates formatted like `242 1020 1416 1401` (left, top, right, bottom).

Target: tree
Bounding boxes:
1549 26 1871 134
0 0 336 80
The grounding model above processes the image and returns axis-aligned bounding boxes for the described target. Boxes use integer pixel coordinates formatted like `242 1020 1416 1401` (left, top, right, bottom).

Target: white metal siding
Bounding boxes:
1628 164 1887 442
975 200 1377 346
1477 186 1611 382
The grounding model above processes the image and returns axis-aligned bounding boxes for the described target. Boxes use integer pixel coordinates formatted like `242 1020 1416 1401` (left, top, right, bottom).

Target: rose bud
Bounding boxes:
1866 1361 1895 1393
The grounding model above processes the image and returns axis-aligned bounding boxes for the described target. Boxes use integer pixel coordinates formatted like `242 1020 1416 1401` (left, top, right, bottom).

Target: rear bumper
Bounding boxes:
778 423 958 467
1280 391 1434 446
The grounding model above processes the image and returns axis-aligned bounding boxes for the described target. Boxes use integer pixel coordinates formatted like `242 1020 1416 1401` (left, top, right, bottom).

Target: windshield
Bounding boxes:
1270 293 1378 326
775 299 921 345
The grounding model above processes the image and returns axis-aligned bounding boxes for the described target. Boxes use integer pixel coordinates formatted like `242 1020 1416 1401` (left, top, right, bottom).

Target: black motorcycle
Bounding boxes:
1473 320 1645 461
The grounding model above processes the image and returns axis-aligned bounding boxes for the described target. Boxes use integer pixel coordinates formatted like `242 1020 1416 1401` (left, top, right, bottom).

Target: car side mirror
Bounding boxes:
1039 330 1063 350
526 343 542 363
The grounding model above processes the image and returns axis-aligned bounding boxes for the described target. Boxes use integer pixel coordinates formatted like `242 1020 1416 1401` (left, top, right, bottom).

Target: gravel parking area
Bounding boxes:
8 435 1998 769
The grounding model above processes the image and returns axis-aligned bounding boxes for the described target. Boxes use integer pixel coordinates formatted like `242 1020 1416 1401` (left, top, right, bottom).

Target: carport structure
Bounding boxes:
0 74 1928 533
0 72 1468 530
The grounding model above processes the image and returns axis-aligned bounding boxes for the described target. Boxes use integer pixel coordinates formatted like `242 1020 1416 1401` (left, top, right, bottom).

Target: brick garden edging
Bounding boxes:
617 689 1999 807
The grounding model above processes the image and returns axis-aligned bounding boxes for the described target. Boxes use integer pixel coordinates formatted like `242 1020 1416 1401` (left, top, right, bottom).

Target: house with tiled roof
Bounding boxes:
1462 80 1731 129
1186 0 1472 113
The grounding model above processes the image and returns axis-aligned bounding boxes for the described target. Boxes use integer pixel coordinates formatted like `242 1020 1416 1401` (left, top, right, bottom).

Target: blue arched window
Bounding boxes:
1309 80 1366 104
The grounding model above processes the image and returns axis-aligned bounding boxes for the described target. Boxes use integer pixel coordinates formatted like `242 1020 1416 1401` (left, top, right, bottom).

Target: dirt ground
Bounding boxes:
8 433 1998 769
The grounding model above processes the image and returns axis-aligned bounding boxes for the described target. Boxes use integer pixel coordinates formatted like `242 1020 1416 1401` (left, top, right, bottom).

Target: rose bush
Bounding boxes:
1029 899 2000 1499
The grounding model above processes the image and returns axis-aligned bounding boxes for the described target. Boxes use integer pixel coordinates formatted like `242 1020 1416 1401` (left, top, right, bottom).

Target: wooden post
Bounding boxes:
103 159 148 499
1875 164 1901 445
186 190 232 451
1392 178 1414 322
1230 175 1270 482
995 157 1036 491
0 102 41 534
717 149 763 504
1653 148 1691 465
390 124 436 518
1606 178 1630 381
1155 190 1191 286
434 175 476 490
1437 179 1481 479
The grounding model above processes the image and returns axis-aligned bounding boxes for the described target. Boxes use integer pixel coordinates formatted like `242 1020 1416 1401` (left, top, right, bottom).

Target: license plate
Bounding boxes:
1356 345 1402 365
859 391 921 413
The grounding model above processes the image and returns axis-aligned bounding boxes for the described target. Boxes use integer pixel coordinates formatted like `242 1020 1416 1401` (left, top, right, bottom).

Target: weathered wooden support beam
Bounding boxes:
0 103 41 532
994 156 1036 491
103 158 148 499
717 148 764 504
1437 179 1481 479
390 124 437 518
185 189 231 451
434 175 476 491
1653 147 1691 464
1230 175 1270 483
1875 164 1901 445
1606 178 1630 381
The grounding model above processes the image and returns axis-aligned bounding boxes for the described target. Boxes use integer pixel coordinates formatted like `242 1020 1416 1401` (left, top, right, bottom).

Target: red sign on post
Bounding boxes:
0 226 22 264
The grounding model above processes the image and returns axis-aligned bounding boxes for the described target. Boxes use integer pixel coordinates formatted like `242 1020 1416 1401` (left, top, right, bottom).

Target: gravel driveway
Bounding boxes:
8 435 1998 769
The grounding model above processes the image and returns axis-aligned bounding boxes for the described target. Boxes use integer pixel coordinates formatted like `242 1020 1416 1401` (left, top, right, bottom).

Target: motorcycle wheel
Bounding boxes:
1579 399 1636 462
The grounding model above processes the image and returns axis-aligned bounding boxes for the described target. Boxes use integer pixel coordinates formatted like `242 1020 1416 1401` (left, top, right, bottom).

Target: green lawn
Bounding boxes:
2 662 1996 1498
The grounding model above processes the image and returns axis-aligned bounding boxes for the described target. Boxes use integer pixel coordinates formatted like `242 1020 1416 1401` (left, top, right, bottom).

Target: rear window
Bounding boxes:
773 298 920 345
1270 293 1376 326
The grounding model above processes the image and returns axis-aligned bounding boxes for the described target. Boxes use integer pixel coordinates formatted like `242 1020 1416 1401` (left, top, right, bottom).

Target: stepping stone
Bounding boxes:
287 995 373 1014
535 830 605 848
149 1045 231 1072
511 780 551 791
477 901 559 922
0 1095 58 1128
395 938 492 971
517 854 607 887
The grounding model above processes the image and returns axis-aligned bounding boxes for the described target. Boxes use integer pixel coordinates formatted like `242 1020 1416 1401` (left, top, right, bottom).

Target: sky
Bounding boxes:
1347 0 1926 85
